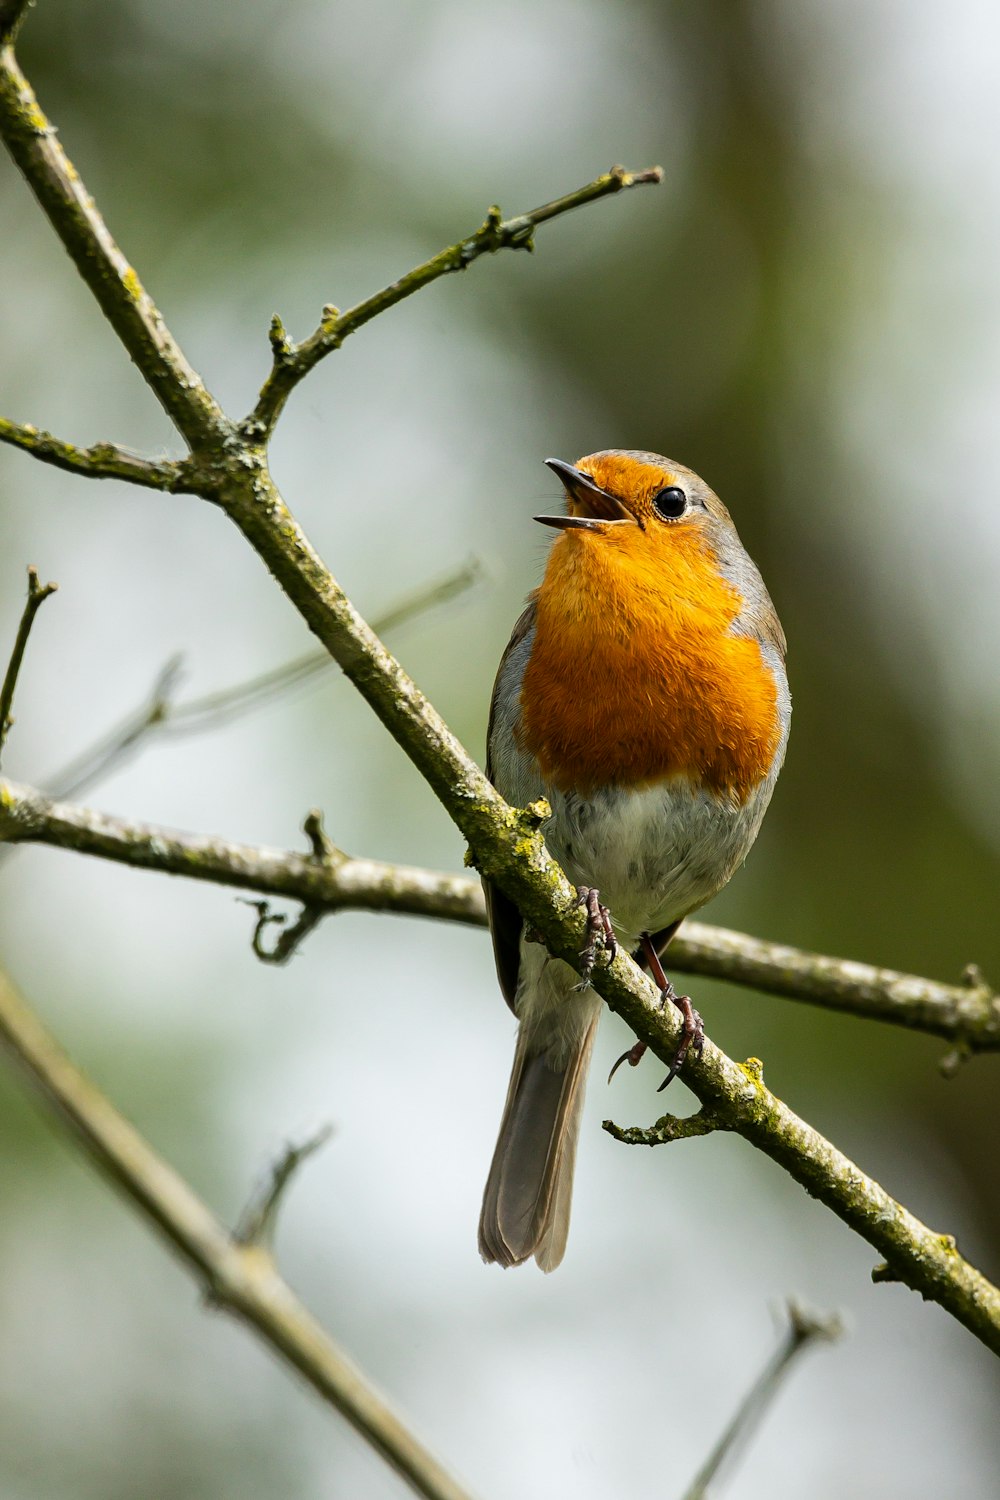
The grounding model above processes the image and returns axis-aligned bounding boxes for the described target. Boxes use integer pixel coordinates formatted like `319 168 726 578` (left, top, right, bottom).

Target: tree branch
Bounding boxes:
0 44 228 451
0 968 475 1500
0 777 485 926
681 1300 844 1500
1 773 997 1052
0 416 198 491
244 165 663 439
0 565 56 765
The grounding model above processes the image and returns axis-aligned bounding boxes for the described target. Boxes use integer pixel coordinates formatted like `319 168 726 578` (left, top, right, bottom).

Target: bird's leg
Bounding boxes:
608 932 704 1084
639 933 704 1088
575 885 617 983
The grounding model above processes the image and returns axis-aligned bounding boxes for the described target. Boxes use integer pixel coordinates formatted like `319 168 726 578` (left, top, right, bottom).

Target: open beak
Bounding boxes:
535 458 637 531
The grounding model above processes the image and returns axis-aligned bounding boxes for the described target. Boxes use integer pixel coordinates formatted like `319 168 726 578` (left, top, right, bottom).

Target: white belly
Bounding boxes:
541 772 777 945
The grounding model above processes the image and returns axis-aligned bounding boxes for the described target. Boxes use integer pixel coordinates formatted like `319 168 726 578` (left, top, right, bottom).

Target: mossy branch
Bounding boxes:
0 417 197 491
245 166 663 439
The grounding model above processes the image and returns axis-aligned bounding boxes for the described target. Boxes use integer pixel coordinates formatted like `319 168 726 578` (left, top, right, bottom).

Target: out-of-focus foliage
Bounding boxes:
1 2 998 1497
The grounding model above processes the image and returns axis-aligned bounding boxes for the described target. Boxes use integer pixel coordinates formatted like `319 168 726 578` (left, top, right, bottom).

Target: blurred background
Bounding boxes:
2 0 999 1495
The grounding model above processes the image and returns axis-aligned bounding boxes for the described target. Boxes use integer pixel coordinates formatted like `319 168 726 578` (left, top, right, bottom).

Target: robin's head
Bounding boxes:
537 450 733 540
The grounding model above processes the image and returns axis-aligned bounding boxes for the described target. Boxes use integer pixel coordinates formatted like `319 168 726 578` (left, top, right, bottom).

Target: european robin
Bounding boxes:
479 449 790 1271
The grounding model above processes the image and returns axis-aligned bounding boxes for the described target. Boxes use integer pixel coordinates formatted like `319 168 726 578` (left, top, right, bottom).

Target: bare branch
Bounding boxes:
245 165 663 438
0 565 56 765
234 1126 333 1250
0 777 485 927
0 417 199 491
681 1300 845 1500
667 924 1000 1052
0 46 228 450
0 968 475 1500
1 776 997 1051
602 1107 722 1147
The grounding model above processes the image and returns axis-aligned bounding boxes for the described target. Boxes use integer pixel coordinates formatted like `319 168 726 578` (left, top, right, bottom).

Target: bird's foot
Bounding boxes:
575 885 617 983
656 982 705 1091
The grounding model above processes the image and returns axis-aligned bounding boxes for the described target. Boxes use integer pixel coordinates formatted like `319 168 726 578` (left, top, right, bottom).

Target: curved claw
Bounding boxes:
657 991 705 1091
608 1040 647 1084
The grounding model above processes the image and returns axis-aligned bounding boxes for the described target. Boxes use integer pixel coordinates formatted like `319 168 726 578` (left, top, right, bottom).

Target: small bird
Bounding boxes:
479 449 790 1271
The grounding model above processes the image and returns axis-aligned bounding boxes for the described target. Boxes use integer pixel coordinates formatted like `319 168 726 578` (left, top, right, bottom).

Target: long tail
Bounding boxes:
479 984 602 1272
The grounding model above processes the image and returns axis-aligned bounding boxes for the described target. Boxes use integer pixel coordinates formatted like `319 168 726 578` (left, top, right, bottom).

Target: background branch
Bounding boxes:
0 967 476 1500
681 1301 845 1500
25 559 482 806
0 565 55 764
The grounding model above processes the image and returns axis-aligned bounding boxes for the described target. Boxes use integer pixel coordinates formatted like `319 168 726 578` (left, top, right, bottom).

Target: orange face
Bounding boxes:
520 450 782 801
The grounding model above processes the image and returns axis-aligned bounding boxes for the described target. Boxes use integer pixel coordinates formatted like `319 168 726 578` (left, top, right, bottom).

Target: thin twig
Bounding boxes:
41 559 482 803
0 565 56 765
234 1126 333 1249
0 968 476 1500
245 165 663 437
602 1108 722 1147
681 1301 845 1500
0 417 196 491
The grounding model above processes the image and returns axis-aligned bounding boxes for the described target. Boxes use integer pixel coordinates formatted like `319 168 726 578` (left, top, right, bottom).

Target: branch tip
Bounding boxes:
303 807 343 865
0 563 58 764
602 1107 721 1147
234 1124 334 1250
247 163 663 437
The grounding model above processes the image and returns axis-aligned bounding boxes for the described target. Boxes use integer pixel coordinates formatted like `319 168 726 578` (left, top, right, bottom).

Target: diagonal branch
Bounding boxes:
245 165 663 438
29 558 481 805
0 417 199 492
0 566 56 765
0 968 476 1500
0 44 228 451
681 1301 844 1500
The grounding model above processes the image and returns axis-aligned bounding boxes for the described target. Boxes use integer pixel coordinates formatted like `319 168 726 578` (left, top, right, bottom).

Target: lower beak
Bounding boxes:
534 513 607 532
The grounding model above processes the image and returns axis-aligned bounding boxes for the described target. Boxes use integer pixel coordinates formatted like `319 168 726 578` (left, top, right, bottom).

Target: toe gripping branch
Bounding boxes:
607 931 705 1089
575 885 617 981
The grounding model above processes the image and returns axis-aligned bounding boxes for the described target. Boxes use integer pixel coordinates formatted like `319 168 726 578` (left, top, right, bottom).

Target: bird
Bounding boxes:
478 449 790 1271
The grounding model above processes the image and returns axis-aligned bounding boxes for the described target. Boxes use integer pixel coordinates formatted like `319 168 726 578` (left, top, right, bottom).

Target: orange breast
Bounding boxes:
520 524 780 802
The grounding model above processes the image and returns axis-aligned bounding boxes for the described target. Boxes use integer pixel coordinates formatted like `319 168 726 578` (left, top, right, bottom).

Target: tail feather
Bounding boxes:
479 1004 600 1272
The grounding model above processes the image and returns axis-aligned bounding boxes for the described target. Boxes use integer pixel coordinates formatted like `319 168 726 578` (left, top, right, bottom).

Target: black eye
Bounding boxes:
652 486 687 520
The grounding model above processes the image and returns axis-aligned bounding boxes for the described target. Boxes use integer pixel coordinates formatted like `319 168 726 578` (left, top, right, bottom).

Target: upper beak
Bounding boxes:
535 458 637 531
